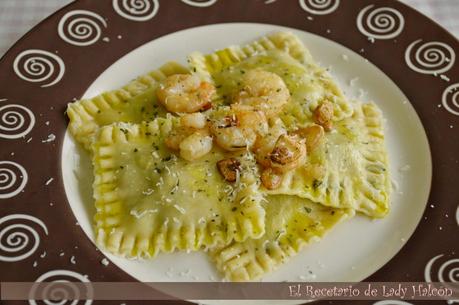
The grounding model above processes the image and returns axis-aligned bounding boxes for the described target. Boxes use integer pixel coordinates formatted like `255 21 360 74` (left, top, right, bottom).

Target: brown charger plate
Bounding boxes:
0 0 458 304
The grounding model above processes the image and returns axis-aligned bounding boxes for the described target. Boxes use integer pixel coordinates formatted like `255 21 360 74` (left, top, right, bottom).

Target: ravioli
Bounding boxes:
65 31 393 280
92 118 266 258
188 32 353 126
211 195 352 281
267 103 391 218
67 62 189 150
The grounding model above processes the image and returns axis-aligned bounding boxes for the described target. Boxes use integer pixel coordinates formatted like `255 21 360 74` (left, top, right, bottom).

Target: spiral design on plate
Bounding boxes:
0 161 28 199
442 83 459 116
456 205 459 226
181 0 218 7
0 214 48 262
112 0 159 21
0 104 35 139
299 0 340 15
13 50 65 88
357 5 405 40
425 254 459 303
425 254 459 283
373 301 413 305
58 10 107 46
29 270 93 305
405 39 456 75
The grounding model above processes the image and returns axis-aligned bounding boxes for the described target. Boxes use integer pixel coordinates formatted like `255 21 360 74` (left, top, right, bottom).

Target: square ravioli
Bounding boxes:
67 62 189 150
92 117 266 258
266 103 391 218
210 195 353 281
188 32 354 126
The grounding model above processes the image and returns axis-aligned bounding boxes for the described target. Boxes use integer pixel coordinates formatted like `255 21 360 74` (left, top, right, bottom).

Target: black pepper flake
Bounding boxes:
312 179 323 190
231 207 237 212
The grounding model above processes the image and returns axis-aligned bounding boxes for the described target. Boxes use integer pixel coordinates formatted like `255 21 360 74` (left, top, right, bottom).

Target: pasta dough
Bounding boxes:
65 31 392 281
93 118 265 257
267 103 391 218
67 62 188 149
189 32 353 125
211 195 352 281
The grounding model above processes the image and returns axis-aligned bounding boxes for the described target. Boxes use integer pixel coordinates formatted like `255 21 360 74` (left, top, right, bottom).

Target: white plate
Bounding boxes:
61 23 432 304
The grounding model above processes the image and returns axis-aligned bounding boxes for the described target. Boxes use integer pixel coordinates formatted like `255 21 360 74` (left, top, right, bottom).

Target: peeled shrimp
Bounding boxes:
179 129 213 161
210 105 268 152
157 74 216 113
293 124 325 152
165 113 213 161
233 70 290 117
313 101 334 131
269 134 307 173
252 122 287 168
180 112 207 129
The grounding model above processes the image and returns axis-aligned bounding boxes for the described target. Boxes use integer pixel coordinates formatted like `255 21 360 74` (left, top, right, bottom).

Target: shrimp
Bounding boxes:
165 113 213 161
156 74 216 113
268 134 307 173
313 101 334 131
252 122 287 168
180 112 207 129
293 124 325 152
261 168 283 190
233 70 290 118
179 129 213 161
217 158 241 183
164 126 191 151
210 105 268 152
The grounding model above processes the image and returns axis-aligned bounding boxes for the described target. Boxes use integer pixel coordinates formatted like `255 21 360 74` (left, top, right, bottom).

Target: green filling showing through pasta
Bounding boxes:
93 118 265 258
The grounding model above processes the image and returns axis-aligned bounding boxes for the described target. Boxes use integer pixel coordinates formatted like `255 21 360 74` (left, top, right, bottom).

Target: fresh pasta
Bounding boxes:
67 31 391 281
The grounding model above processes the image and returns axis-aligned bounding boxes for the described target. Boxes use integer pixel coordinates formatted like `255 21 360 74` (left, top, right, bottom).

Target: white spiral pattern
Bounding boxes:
58 10 107 46
405 39 456 75
181 0 218 7
299 0 340 15
112 0 159 21
13 50 65 88
425 254 459 304
29 270 92 305
0 214 48 262
442 83 459 116
373 301 413 305
0 161 28 199
425 254 459 282
0 104 35 139
357 5 405 40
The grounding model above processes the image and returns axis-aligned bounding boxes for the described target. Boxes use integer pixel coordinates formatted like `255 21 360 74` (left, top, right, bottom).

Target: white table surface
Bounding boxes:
0 0 458 56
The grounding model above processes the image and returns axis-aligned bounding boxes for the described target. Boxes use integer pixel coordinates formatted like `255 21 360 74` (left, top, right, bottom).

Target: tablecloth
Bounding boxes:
0 0 458 56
